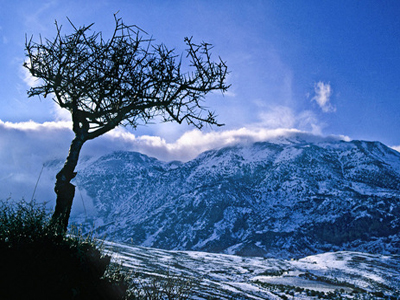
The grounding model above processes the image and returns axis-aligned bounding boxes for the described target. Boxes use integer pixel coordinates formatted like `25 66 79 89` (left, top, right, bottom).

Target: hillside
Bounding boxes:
104 241 400 299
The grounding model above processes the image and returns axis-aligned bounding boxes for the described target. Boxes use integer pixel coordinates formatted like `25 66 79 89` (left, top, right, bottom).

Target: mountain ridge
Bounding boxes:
69 137 400 258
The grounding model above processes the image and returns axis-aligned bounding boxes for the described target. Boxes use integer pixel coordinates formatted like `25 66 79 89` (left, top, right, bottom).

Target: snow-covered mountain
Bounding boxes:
70 136 400 258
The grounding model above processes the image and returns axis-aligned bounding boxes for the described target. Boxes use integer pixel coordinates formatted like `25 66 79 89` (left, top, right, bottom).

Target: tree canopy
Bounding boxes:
25 15 229 140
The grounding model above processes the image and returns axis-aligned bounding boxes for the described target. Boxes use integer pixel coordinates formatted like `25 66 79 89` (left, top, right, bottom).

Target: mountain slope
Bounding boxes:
72 137 400 258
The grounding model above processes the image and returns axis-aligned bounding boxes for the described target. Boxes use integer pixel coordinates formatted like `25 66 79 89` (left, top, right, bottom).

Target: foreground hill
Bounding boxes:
71 135 400 258
105 241 400 299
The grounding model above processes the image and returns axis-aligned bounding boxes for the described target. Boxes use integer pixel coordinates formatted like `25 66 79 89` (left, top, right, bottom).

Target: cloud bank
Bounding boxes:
0 119 351 207
0 119 349 164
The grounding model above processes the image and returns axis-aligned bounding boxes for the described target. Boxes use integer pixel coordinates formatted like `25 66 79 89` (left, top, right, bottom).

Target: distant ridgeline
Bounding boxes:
69 137 400 258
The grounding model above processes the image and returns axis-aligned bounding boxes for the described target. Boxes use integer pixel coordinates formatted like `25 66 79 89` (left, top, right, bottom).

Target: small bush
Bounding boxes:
131 273 195 300
0 200 130 300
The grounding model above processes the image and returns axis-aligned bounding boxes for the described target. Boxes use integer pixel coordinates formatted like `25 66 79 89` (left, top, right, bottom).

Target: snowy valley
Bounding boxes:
104 241 400 299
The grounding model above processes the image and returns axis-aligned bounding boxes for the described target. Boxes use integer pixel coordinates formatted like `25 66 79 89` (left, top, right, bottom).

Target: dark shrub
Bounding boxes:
0 200 130 300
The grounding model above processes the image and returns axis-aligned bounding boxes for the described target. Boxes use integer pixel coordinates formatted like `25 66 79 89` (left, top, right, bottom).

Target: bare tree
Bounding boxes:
24 14 229 233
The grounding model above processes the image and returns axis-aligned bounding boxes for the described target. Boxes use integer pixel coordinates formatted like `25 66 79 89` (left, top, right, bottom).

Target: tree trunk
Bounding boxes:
52 182 75 234
51 135 85 234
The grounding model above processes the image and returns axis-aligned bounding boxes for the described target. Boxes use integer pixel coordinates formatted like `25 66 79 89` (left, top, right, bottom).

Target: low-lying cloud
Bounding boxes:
0 119 350 210
391 145 400 153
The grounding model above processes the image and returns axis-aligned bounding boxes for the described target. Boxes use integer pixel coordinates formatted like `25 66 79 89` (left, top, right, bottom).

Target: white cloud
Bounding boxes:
297 110 324 135
312 82 336 113
20 61 40 88
0 120 73 207
0 119 350 211
257 106 296 129
52 103 72 122
255 105 324 135
391 145 400 153
0 119 350 168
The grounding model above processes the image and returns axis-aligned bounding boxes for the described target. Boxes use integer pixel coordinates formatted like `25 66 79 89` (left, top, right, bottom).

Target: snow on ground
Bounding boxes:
103 241 400 299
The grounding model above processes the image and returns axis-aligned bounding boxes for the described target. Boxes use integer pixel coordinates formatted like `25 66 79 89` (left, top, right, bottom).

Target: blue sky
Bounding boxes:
1 1 400 200
2 1 400 143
